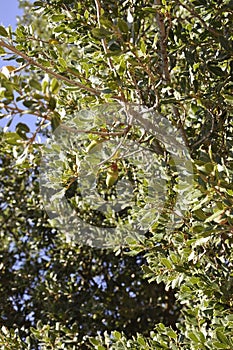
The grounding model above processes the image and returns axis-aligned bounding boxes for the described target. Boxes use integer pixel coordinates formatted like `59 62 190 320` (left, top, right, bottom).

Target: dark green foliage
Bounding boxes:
0 135 181 348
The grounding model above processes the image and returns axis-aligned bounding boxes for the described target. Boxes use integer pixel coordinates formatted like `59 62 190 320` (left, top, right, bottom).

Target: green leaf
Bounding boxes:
205 209 225 223
15 26 25 38
187 331 199 343
117 19 128 34
170 253 179 264
0 46 5 55
167 329 177 339
53 24 66 33
141 7 161 14
4 132 22 145
219 36 231 51
91 27 111 39
0 25 8 37
100 18 113 29
16 122 30 134
58 57 67 69
193 209 207 221
29 79 41 91
23 100 35 108
160 258 172 269
89 337 99 346
48 96 56 110
50 78 60 94
207 64 225 76
212 342 230 349
50 14 66 22
113 331 122 340
216 330 231 345
33 1 44 6
51 112 61 130
140 39 147 54
137 336 147 346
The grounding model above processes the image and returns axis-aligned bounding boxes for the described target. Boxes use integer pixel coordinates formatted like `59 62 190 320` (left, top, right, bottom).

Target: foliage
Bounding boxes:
0 133 181 348
0 0 233 349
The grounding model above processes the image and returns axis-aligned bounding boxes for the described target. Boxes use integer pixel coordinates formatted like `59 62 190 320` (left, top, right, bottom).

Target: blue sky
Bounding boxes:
0 0 23 28
0 0 37 133
0 0 23 69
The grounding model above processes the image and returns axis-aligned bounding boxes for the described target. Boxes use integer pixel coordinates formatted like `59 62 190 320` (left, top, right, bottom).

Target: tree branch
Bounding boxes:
154 0 170 82
176 0 223 37
0 40 102 96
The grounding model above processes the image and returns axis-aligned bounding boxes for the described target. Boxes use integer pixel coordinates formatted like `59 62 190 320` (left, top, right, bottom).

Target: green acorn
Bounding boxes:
106 163 118 188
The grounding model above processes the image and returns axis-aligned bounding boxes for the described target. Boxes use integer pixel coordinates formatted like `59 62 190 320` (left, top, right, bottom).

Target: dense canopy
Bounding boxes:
0 0 232 349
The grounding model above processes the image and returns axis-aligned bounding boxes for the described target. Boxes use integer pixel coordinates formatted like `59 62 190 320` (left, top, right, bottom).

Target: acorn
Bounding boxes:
106 163 118 188
86 139 102 153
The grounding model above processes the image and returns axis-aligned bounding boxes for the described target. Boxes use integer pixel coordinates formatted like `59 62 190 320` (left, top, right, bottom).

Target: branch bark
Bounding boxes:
154 0 170 82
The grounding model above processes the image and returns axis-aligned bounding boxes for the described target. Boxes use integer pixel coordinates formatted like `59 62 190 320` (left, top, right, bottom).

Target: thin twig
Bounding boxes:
96 103 135 166
60 124 131 137
128 43 158 84
191 111 215 149
13 63 30 73
4 104 43 118
97 131 130 166
120 148 144 159
27 117 47 144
